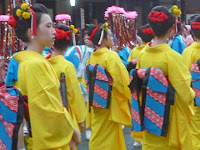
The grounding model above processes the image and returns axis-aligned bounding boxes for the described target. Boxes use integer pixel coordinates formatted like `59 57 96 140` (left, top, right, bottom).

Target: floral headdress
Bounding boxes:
54 28 72 41
98 22 108 45
70 25 79 45
55 14 71 21
16 3 31 19
9 3 37 37
169 5 182 34
88 22 108 45
55 14 71 25
149 11 169 22
70 25 78 34
169 5 182 17
125 11 138 19
54 24 79 42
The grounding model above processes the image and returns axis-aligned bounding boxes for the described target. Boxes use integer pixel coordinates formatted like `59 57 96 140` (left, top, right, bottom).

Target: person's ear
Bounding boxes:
168 26 173 33
27 28 32 40
101 38 106 44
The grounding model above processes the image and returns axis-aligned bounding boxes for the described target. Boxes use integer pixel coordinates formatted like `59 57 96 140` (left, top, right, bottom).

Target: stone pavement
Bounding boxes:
78 127 142 150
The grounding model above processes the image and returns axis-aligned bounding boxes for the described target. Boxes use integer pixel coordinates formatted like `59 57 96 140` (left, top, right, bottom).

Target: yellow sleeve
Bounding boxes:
65 64 86 124
107 52 132 126
168 52 194 149
168 53 195 119
18 60 74 150
182 48 193 70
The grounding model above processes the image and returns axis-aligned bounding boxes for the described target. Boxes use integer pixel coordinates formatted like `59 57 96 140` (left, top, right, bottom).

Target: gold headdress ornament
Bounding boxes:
16 3 31 19
169 5 182 17
70 24 78 45
70 25 78 34
15 3 37 37
98 22 109 45
169 5 181 34
101 22 108 31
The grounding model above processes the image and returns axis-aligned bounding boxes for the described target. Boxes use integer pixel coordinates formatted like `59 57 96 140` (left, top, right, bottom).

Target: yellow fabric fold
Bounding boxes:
137 43 194 150
128 45 145 61
13 51 74 150
127 45 145 142
87 47 132 126
48 55 86 131
182 42 200 71
87 47 132 150
182 42 200 150
89 107 126 150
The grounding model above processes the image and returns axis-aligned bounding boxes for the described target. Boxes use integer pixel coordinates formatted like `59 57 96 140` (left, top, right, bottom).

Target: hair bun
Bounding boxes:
192 22 200 30
142 28 154 35
149 11 168 22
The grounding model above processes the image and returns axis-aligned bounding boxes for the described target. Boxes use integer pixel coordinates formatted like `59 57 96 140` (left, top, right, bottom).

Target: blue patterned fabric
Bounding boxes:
85 64 112 109
129 67 174 137
64 45 93 97
4 58 19 86
191 60 200 106
129 69 142 132
144 68 170 136
64 45 93 73
0 84 23 150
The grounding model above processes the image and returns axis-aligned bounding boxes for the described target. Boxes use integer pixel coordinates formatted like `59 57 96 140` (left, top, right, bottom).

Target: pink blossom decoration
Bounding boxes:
105 6 126 15
0 15 10 22
125 11 138 19
55 14 71 21
104 12 109 18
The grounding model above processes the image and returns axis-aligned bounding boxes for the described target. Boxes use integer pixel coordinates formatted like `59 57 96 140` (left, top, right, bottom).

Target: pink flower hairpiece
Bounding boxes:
104 12 109 18
55 14 71 21
105 6 126 15
0 15 10 22
125 11 138 19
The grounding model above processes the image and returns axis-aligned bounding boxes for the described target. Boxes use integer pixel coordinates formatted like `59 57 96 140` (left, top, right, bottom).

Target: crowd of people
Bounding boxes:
1 2 200 150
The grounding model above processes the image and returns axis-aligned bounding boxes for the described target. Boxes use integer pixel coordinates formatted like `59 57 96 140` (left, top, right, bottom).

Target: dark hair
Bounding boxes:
148 6 175 37
191 16 200 39
137 24 154 43
190 15 198 22
13 3 49 42
86 24 108 46
175 22 183 37
54 24 72 50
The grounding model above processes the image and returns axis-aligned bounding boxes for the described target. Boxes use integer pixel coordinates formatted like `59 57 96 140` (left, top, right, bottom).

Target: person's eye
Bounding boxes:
47 24 52 28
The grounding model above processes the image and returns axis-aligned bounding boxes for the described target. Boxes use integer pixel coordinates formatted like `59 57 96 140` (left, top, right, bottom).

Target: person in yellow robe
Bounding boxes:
7 3 80 150
63 35 94 140
136 6 194 150
47 24 86 134
182 16 200 150
127 24 154 147
86 23 132 150
128 24 154 62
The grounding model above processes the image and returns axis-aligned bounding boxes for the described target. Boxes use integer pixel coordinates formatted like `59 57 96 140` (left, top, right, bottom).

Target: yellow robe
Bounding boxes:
128 45 145 61
127 45 145 142
87 47 132 150
13 51 74 150
48 55 86 131
182 42 200 150
137 43 194 150
182 42 200 70
78 74 92 129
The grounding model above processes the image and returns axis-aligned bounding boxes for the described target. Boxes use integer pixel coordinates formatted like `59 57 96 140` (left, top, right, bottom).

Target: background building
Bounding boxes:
1 0 200 28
